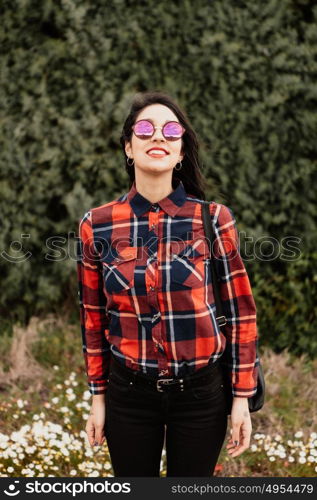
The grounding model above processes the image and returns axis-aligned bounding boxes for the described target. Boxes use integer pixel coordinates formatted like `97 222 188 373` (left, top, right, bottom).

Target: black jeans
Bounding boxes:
104 355 228 477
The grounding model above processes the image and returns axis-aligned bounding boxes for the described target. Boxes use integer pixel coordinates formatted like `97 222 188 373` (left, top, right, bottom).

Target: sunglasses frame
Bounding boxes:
132 119 186 140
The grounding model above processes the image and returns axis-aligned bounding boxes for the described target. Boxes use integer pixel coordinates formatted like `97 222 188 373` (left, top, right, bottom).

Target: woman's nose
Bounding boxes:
152 127 166 141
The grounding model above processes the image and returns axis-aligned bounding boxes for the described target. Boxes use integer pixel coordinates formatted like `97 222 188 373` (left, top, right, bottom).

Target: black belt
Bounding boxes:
109 355 223 393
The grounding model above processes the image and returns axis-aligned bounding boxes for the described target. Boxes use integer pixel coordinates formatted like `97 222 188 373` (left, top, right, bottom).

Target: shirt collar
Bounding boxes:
126 179 187 217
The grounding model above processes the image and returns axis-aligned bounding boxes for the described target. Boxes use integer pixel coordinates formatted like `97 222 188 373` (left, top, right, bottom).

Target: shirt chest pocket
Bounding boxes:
169 238 210 288
102 246 138 293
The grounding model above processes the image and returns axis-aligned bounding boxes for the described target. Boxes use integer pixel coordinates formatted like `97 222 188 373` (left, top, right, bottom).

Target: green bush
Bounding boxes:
253 251 317 358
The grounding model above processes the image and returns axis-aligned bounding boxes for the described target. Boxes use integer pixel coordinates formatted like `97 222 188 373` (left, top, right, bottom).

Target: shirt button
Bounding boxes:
155 342 164 351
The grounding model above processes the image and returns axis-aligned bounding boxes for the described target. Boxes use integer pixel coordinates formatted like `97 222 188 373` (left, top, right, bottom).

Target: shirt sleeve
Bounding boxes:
213 203 258 398
77 210 111 395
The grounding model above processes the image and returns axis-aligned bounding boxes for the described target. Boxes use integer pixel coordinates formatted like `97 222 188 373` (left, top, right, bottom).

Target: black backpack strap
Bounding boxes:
201 202 227 328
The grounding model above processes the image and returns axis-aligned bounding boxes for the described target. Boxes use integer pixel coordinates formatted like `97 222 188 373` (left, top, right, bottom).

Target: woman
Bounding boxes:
77 91 258 477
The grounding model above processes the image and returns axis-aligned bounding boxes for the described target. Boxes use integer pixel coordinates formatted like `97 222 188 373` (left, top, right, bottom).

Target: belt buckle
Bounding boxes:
156 378 184 392
156 378 174 392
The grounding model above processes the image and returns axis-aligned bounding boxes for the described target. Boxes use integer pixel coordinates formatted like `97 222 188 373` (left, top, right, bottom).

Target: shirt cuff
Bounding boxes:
232 387 257 398
88 379 109 395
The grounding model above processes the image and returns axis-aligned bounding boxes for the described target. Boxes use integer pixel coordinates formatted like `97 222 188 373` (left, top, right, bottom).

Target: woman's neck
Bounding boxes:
134 172 174 204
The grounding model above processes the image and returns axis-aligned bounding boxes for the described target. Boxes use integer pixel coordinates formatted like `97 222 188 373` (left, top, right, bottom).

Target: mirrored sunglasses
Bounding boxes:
132 120 185 141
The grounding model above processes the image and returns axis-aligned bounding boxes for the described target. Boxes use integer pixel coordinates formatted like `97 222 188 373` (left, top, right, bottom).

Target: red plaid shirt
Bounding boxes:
77 179 258 397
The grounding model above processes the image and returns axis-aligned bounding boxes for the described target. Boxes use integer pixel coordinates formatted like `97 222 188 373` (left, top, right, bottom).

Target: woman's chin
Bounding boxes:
137 163 174 174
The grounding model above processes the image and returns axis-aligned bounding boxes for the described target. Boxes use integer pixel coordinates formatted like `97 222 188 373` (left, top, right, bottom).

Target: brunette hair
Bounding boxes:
119 90 207 200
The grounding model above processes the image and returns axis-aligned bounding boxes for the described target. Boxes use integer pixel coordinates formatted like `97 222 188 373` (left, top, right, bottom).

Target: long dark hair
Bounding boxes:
119 90 207 200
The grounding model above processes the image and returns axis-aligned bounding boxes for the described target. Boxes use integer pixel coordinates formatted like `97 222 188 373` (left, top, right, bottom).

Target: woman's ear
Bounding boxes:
125 140 132 158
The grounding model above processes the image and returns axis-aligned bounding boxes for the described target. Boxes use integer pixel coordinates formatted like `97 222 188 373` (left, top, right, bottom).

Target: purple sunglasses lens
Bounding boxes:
134 120 153 135
163 122 183 137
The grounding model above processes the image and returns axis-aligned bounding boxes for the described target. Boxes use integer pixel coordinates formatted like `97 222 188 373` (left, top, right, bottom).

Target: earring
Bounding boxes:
174 161 182 171
127 156 134 166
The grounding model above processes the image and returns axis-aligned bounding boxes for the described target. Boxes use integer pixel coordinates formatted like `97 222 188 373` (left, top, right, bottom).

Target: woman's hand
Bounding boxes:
226 397 252 458
85 394 106 448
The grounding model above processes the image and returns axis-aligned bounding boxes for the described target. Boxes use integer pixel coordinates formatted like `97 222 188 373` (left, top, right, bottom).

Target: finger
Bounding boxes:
227 442 241 454
229 445 247 458
227 431 242 447
228 444 243 454
94 431 105 446
86 423 96 447
231 435 241 447
94 440 105 447
100 431 106 445
86 429 95 447
227 424 241 445
226 442 239 450
95 427 105 445
227 437 240 445
228 444 242 454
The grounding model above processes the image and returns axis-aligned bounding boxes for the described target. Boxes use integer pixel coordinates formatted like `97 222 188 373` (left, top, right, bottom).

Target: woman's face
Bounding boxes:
125 104 184 176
